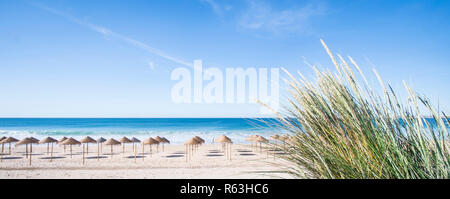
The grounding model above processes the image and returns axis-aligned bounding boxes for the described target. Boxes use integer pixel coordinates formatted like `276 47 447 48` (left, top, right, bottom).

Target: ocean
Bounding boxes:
0 118 283 144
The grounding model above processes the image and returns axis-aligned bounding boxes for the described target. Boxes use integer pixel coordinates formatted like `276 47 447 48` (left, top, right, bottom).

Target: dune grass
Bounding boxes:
263 40 449 179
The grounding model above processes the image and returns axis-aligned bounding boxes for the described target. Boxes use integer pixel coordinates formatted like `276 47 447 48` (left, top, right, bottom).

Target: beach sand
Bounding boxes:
0 143 293 179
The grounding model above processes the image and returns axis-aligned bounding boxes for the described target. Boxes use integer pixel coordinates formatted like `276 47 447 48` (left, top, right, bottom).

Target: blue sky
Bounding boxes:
0 0 449 117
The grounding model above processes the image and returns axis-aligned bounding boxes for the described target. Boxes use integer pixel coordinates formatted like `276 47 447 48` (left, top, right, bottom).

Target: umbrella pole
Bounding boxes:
97 143 100 161
230 143 232 161
111 145 113 159
29 144 32 166
122 143 125 157
50 143 54 162
47 143 49 155
185 145 188 162
64 144 66 153
0 143 3 162
70 145 72 159
87 143 89 155
150 145 152 157
134 144 136 163
82 144 85 165
25 144 28 159
9 143 11 155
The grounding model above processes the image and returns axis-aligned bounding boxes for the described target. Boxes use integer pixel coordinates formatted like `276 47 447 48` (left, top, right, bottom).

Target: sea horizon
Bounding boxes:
0 118 283 145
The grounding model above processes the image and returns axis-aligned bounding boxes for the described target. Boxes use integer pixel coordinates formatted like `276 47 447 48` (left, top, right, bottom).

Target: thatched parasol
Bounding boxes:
15 138 35 165
269 134 280 159
255 135 268 156
192 136 205 153
160 137 170 152
193 136 205 144
0 137 5 159
39 137 58 162
143 138 159 157
119 137 132 156
1 136 19 155
96 137 106 156
154 136 163 152
215 135 233 161
245 135 258 149
62 138 81 159
0 136 6 160
80 136 96 154
80 136 96 165
184 138 200 162
270 134 280 141
96 137 107 161
104 138 121 159
58 137 68 153
131 137 140 162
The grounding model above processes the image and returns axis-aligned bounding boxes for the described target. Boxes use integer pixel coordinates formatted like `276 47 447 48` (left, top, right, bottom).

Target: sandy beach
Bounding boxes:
0 143 292 179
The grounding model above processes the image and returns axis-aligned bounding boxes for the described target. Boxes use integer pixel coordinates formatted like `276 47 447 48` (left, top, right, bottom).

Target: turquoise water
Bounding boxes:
0 118 282 144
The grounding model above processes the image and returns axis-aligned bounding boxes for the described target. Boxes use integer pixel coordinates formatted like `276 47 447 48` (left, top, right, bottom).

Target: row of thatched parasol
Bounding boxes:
245 134 291 158
182 135 233 162
184 136 205 162
0 136 170 165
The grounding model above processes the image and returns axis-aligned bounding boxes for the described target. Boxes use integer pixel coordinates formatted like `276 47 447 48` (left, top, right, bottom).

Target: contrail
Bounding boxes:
28 2 193 67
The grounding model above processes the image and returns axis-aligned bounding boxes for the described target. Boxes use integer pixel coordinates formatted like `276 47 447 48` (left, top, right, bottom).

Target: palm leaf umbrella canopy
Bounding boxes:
0 136 5 159
269 134 281 159
130 137 141 162
193 136 205 144
131 137 141 143
270 134 280 141
58 137 68 153
142 138 159 157
97 137 107 154
62 137 81 159
131 137 140 153
1 137 19 155
15 138 35 165
39 137 58 162
154 136 163 152
104 138 121 159
80 136 97 165
184 138 200 162
245 135 258 148
255 135 268 154
58 137 68 143
27 137 39 160
160 137 170 152
215 135 233 161
80 136 96 154
119 137 132 156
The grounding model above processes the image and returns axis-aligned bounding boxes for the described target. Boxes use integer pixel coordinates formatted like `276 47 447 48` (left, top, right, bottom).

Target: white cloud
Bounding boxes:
202 0 326 35
201 0 224 16
239 0 326 34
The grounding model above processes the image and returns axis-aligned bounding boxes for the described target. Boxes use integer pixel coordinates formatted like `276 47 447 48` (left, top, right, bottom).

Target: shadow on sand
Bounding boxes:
1 156 23 160
166 154 184 158
206 154 224 157
39 156 67 160
239 153 256 156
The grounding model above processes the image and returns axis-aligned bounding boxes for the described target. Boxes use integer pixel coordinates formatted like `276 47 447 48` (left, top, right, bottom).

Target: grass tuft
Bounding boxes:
261 40 449 179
